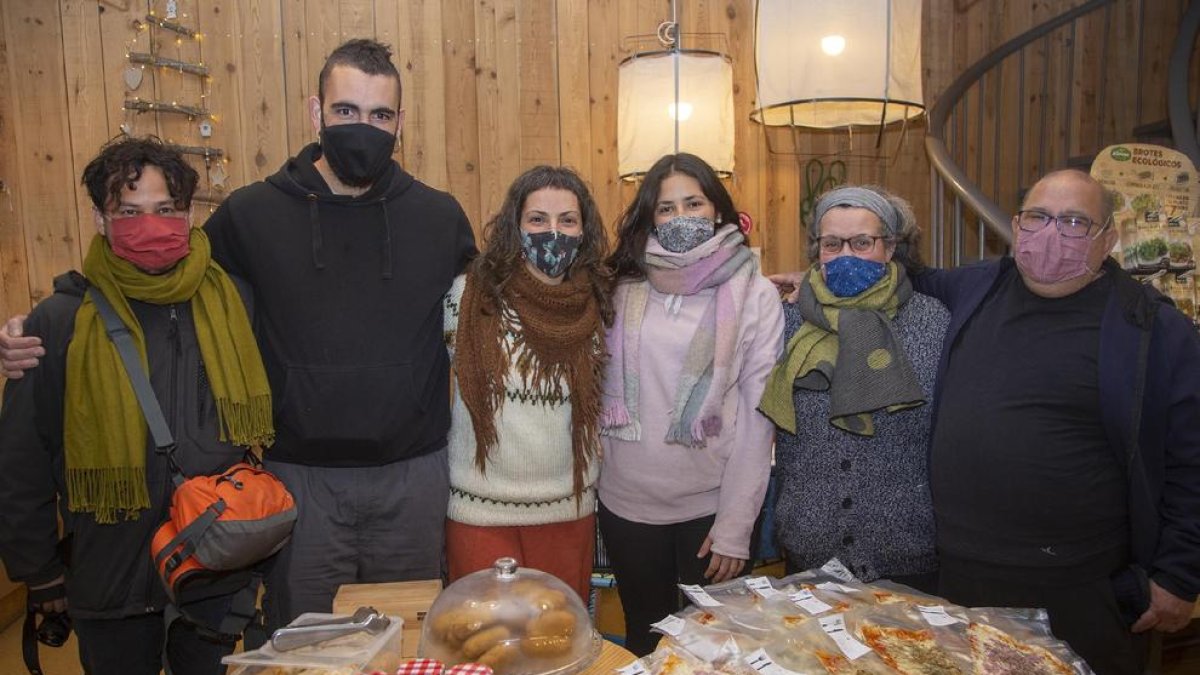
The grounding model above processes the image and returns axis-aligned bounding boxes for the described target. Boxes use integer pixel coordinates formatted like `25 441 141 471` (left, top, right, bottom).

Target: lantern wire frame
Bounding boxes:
616 0 735 181
750 0 924 159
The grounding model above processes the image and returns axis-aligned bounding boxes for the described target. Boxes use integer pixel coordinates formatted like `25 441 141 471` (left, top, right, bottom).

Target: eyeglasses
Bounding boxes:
1016 210 1109 239
817 234 889 254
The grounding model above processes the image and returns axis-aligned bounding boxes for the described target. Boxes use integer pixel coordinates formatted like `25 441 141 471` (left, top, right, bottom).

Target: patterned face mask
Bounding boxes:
822 254 887 297
522 230 582 278
654 215 715 253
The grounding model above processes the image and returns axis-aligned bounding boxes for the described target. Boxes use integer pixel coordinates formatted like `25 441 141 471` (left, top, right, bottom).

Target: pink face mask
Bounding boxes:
106 214 191 271
1014 222 1099 285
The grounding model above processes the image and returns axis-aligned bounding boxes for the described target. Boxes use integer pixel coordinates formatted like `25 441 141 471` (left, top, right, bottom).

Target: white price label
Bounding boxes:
651 614 686 637
788 589 833 615
679 584 723 607
819 558 856 583
818 615 872 661
917 605 961 627
743 648 803 675
618 660 648 675
744 576 783 599
816 581 860 594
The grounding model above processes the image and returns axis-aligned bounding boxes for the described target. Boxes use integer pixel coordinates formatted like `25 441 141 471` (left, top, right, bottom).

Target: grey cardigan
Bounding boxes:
773 292 949 581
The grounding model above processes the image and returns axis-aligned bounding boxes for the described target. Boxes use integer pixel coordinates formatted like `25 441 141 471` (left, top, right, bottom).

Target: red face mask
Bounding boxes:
105 214 191 271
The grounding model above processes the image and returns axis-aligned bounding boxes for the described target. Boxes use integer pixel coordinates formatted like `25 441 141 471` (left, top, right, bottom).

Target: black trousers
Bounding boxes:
938 557 1148 675
74 613 234 675
598 502 715 656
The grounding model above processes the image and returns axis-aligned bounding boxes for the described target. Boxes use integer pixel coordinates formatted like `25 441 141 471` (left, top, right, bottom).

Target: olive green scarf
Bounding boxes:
65 230 273 523
758 262 924 437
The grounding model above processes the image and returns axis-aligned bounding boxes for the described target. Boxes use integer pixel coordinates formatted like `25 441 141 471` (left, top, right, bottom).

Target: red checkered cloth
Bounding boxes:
445 663 494 675
394 658 445 675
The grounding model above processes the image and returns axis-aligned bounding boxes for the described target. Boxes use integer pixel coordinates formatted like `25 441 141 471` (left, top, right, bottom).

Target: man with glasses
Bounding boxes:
918 169 1200 674
0 137 272 674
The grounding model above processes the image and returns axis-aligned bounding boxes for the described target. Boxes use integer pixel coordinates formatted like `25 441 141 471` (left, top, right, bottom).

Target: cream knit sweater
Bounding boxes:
444 274 600 526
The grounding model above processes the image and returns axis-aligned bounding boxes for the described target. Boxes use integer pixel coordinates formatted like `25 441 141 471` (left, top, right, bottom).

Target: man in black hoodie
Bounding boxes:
1 39 476 629
204 39 476 627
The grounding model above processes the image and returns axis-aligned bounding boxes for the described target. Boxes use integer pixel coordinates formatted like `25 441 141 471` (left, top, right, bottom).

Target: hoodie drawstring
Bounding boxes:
380 199 394 280
307 193 394 279
308 194 325 270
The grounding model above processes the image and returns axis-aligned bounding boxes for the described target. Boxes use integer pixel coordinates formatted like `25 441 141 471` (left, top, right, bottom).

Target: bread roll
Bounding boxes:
433 606 498 644
526 609 577 638
477 641 520 670
462 625 512 660
512 581 568 612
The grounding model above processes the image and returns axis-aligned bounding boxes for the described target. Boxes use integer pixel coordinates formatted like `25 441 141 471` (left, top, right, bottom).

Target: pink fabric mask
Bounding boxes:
106 214 190 271
1014 222 1097 284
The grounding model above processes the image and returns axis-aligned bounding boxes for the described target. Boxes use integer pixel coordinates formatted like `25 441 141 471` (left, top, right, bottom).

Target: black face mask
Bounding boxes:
319 122 396 188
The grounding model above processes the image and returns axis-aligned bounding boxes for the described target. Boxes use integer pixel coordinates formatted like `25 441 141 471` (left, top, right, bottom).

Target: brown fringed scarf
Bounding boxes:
456 264 605 503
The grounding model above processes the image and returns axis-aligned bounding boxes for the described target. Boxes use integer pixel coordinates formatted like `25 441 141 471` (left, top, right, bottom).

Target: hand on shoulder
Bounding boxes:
1 315 43 379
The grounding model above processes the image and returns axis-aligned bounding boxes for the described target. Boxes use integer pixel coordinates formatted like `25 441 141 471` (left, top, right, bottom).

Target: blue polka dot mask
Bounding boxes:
822 255 887 297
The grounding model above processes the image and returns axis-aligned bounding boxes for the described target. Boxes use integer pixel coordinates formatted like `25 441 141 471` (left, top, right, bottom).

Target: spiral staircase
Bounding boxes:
925 0 1200 266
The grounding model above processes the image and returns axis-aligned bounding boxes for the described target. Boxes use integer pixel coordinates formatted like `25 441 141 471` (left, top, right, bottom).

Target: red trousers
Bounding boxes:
445 515 595 602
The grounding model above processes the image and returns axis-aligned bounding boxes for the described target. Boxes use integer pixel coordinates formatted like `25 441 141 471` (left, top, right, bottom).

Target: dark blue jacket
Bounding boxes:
916 257 1200 601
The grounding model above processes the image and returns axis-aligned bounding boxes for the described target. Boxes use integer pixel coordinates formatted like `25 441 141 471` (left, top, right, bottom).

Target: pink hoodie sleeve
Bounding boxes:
708 276 785 559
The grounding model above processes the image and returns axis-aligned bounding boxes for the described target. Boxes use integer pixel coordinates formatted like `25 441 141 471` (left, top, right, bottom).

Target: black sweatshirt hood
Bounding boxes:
265 142 415 278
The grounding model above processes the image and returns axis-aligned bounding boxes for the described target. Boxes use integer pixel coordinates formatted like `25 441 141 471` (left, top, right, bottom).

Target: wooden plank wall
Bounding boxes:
0 0 1188 325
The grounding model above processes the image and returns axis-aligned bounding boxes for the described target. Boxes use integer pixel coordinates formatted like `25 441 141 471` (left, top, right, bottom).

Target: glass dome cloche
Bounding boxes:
419 558 602 675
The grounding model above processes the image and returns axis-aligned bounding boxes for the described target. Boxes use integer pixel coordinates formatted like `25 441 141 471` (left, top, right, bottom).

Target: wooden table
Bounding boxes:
583 640 638 674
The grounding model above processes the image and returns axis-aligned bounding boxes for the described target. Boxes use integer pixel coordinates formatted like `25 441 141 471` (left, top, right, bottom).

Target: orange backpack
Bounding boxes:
151 461 296 601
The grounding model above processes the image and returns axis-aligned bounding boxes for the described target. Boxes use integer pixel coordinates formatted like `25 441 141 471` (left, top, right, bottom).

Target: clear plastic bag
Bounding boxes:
653 612 745 664
647 562 1094 675
765 607 892 674
850 604 970 674
960 608 1093 674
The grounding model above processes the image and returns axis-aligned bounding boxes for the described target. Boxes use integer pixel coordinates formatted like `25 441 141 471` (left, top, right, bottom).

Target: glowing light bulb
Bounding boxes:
821 35 846 56
668 101 694 121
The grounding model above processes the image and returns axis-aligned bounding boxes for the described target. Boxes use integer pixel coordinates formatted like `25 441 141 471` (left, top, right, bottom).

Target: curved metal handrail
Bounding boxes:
925 0 1115 246
1168 0 1200 170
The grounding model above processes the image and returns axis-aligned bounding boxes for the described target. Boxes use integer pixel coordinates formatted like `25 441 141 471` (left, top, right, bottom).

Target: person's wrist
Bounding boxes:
27 581 65 605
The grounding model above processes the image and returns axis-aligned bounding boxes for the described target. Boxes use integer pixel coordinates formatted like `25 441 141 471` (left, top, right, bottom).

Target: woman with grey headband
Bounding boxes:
758 185 949 591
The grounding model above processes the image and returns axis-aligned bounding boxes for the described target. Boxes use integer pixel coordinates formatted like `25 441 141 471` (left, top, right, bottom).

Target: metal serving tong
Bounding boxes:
270 606 391 652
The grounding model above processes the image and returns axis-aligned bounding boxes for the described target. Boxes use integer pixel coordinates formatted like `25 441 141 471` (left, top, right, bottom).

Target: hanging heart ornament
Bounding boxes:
124 65 143 91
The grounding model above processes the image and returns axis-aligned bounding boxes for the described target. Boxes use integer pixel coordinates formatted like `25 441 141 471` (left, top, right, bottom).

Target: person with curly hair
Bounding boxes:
0 136 273 675
443 166 612 600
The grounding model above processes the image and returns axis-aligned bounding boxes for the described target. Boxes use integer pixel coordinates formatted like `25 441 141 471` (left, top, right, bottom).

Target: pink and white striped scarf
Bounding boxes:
601 224 757 447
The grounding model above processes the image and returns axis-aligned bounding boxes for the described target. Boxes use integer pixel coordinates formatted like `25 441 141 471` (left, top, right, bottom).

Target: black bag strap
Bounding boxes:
22 584 68 675
220 570 265 637
21 610 43 675
153 500 227 578
87 289 181 476
162 569 263 645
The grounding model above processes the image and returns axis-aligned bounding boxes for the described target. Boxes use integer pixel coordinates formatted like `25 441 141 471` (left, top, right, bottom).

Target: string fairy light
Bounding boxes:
123 98 208 118
127 52 209 77
121 2 226 208
144 12 199 39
